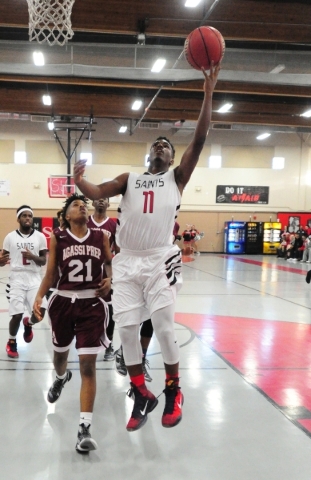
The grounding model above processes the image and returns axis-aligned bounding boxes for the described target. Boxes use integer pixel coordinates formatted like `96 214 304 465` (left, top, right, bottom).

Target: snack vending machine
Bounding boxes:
224 221 246 254
263 222 282 254
245 222 263 254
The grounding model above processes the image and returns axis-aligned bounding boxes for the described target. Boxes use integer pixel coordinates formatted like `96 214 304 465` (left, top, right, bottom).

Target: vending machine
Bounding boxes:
245 222 263 254
263 222 282 254
224 221 246 254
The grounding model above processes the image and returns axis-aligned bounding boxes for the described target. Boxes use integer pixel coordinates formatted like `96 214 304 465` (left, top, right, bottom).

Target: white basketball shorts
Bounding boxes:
112 244 182 327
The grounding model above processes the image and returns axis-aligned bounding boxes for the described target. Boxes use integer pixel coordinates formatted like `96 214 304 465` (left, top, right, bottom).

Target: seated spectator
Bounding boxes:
276 233 288 258
285 233 296 261
287 233 303 261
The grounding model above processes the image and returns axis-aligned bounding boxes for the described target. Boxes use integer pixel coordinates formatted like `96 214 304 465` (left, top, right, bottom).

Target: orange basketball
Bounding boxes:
184 26 225 70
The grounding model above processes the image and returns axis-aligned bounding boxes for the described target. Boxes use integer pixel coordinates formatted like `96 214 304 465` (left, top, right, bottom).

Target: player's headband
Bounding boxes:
17 208 33 218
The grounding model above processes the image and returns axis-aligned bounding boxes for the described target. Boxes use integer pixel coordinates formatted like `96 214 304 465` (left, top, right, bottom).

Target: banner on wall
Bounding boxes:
216 185 269 204
277 213 311 233
0 180 10 196
33 217 58 249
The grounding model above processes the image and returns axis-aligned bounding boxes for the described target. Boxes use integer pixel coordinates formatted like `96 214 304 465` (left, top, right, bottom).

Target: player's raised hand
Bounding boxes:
73 159 87 184
202 61 220 96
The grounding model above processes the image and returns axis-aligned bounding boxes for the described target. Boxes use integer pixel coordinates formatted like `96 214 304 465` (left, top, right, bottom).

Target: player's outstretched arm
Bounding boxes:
174 63 220 192
33 234 58 320
73 159 129 200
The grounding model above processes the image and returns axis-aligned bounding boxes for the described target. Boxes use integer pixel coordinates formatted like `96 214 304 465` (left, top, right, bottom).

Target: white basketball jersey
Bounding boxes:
116 169 181 251
3 229 47 273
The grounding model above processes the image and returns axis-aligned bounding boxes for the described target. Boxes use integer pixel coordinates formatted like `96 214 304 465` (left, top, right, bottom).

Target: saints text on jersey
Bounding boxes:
135 178 164 189
16 242 34 250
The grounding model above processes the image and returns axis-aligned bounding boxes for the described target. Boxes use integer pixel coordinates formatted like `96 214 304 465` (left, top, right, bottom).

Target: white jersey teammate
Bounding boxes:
73 63 220 432
0 205 48 358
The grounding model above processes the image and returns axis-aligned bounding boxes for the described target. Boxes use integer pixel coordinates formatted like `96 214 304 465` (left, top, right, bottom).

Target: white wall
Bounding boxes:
1 141 311 212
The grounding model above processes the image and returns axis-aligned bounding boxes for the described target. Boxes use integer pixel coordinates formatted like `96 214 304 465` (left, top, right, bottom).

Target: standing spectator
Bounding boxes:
297 225 307 236
0 205 47 358
190 225 201 254
302 235 311 263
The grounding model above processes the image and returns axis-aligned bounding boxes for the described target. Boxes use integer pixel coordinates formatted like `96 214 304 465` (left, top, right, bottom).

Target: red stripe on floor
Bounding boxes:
176 312 311 430
218 255 307 275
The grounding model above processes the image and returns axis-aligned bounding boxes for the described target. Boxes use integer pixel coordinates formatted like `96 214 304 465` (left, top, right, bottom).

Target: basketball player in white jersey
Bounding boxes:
73 63 220 431
0 205 48 358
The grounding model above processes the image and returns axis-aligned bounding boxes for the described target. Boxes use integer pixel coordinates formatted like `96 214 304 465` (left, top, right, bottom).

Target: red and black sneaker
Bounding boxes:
162 378 184 428
126 383 158 432
23 317 33 343
6 339 19 358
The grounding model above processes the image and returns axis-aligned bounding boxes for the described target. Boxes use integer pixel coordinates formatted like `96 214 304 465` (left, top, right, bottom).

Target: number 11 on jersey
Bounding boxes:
143 191 154 213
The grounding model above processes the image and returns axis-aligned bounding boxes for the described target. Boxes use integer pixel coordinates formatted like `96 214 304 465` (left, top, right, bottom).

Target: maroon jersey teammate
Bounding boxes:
87 198 118 361
34 194 112 454
87 198 117 251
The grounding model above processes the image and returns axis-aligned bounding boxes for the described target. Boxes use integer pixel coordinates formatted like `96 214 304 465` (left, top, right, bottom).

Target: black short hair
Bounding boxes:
16 205 32 219
61 193 88 229
154 136 175 158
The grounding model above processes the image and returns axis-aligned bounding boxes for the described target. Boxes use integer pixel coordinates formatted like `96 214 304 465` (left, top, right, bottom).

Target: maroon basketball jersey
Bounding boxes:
54 228 105 291
87 216 116 249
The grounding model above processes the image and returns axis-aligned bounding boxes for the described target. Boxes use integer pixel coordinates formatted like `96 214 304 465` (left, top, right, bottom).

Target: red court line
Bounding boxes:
219 254 307 275
176 312 311 434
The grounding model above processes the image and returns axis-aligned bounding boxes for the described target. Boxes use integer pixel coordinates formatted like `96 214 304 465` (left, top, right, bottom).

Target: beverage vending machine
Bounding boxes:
245 222 263 254
263 222 282 254
224 221 246 254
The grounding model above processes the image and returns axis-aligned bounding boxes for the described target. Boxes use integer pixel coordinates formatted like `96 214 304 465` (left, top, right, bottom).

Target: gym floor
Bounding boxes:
1 253 311 480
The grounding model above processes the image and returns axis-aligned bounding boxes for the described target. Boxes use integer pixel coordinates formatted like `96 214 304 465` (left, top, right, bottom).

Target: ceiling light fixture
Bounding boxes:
42 95 52 106
256 133 271 140
301 109 311 118
119 126 127 133
270 64 285 74
151 58 166 73
185 0 201 6
217 103 233 113
33 51 45 66
48 121 55 130
132 100 142 111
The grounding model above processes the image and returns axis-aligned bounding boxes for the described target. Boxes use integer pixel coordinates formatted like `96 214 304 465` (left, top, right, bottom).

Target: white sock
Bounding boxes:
80 412 93 427
56 371 67 380
8 335 16 340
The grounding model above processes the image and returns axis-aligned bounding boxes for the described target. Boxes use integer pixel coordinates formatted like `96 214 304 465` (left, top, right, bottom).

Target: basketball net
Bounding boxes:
26 0 75 46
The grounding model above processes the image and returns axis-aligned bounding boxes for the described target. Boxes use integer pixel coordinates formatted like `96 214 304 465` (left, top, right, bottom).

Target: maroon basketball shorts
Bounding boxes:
48 294 109 354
